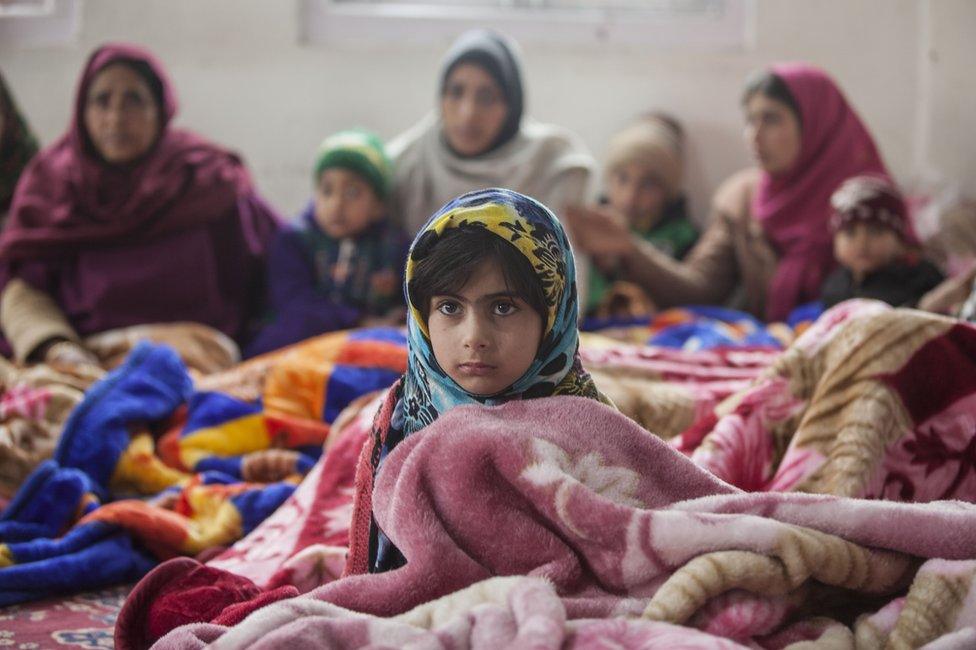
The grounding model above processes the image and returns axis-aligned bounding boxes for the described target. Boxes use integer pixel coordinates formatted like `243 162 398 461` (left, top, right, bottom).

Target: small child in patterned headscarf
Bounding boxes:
244 130 409 357
821 175 944 309
343 187 612 575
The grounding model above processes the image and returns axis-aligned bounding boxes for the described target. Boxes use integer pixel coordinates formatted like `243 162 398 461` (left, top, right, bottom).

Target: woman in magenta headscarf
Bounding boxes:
0 43 280 369
567 63 894 321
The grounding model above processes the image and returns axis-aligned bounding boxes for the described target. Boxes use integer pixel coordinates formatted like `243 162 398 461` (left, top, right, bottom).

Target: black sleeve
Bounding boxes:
905 260 947 308
820 268 851 309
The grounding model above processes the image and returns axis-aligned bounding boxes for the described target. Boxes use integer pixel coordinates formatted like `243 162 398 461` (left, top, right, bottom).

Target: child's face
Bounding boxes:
440 63 509 157
606 161 668 232
313 168 385 239
428 260 543 397
833 221 905 278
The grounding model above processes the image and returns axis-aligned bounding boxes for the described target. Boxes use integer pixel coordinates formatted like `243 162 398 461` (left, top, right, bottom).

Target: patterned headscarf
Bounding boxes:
399 187 605 435
0 72 39 213
357 188 607 573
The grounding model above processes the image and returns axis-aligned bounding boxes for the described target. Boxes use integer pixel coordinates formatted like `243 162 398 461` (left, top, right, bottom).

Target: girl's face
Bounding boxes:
606 161 668 232
440 63 509 157
743 93 802 176
428 259 543 396
84 63 161 164
833 221 905 280
314 168 385 239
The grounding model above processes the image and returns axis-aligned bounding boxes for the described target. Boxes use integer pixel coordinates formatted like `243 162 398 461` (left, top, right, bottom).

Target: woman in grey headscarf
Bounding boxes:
388 29 596 237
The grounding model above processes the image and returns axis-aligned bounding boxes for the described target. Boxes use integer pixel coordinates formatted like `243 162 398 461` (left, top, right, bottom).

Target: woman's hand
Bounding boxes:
563 205 636 257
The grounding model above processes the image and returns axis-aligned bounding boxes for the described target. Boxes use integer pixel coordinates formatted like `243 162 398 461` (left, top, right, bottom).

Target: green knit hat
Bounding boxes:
313 129 393 199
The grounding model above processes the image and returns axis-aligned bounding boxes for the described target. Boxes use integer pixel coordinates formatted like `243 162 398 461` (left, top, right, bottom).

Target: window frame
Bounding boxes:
0 0 79 47
299 0 755 49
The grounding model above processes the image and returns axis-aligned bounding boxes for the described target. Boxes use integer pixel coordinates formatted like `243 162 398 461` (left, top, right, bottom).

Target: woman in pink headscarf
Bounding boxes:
567 63 892 321
0 43 280 370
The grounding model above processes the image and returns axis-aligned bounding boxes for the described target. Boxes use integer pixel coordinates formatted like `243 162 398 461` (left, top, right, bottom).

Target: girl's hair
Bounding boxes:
408 226 547 324
741 70 802 124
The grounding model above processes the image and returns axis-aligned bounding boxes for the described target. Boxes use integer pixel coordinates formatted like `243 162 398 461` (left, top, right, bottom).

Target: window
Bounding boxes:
0 0 79 47
300 0 752 49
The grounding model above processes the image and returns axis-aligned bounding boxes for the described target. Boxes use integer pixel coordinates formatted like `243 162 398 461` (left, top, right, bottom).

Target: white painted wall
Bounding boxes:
1 0 973 223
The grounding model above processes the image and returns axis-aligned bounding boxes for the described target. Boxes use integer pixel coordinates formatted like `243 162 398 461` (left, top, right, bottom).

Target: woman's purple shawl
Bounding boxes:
0 43 280 343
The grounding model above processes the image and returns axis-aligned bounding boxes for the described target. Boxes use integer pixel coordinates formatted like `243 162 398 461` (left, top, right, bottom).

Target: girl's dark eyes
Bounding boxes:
436 300 461 316
493 301 518 316
433 300 518 317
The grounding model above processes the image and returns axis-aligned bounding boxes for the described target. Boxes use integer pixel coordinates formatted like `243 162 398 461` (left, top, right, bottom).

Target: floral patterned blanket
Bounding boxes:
119 395 976 648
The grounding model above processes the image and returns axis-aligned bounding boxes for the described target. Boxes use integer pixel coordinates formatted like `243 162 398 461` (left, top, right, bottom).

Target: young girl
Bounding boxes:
345 187 609 574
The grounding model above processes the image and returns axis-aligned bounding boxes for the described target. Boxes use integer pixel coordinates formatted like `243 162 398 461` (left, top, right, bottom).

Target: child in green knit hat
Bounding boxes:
245 129 409 357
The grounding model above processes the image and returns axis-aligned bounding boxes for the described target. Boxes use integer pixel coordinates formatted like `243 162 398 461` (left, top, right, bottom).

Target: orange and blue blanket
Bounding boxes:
0 328 407 606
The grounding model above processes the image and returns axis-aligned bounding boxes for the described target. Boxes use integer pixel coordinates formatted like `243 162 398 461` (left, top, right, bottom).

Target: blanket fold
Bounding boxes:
1 329 409 607
121 394 976 648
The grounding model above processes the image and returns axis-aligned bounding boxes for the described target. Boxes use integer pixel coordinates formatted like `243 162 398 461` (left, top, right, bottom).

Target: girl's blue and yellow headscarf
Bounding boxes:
400 187 605 435
364 188 607 573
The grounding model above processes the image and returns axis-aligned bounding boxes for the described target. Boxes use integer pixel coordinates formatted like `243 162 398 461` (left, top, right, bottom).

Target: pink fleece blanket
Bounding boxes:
121 396 976 648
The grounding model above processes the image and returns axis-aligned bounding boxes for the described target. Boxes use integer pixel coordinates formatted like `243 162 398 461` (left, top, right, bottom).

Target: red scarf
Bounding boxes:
754 63 889 321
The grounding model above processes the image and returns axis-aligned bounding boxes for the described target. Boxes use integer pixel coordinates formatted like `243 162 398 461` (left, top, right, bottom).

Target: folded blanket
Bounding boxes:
685 300 976 501
202 391 382 590
0 358 98 499
84 321 241 374
0 328 408 606
582 304 821 350
119 396 976 648
581 334 778 438
0 344 188 604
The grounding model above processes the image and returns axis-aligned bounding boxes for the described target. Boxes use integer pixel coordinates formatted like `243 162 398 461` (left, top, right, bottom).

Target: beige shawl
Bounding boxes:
388 113 596 235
